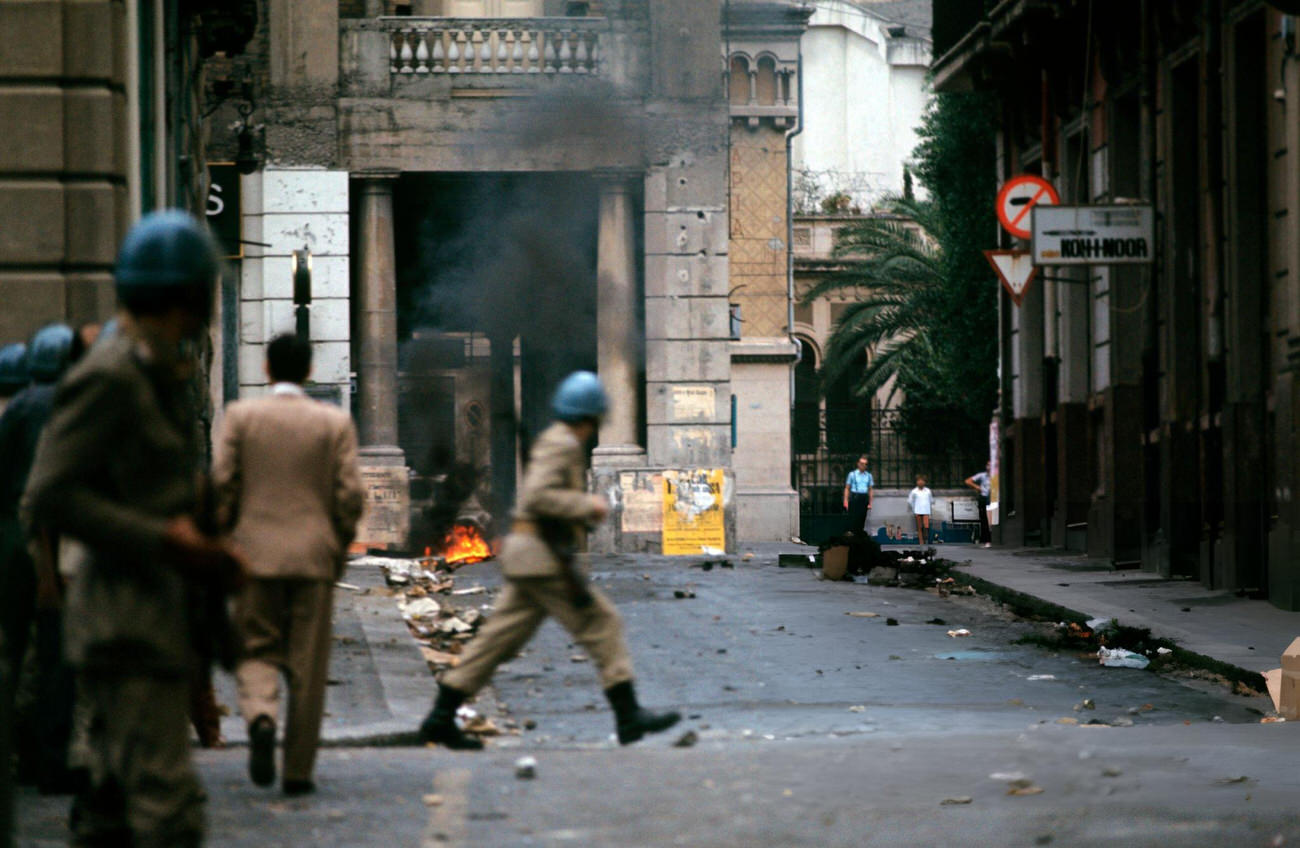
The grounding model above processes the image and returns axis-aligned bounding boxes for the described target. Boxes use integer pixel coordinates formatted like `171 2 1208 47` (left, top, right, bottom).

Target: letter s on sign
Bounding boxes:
207 182 224 217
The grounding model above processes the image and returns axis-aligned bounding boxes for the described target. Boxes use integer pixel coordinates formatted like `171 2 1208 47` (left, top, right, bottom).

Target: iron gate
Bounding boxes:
792 407 982 544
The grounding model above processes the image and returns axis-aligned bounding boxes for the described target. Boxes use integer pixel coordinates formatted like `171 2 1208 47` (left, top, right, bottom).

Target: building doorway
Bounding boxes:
391 172 600 529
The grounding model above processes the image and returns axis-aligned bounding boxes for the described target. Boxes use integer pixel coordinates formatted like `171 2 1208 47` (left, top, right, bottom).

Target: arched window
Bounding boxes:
793 339 820 454
755 56 778 106
728 55 751 105
824 351 871 455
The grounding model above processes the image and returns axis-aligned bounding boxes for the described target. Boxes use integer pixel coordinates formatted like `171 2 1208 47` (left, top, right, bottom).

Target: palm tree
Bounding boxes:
800 197 944 407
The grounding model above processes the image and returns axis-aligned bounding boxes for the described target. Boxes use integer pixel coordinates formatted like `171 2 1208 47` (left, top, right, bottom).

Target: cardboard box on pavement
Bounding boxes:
1279 638 1300 719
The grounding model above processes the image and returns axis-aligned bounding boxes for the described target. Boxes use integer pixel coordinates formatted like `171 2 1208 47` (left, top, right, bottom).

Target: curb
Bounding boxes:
951 569 1269 695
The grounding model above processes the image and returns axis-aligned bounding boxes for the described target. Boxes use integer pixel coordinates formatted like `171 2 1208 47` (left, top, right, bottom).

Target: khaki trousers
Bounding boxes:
74 672 203 848
234 579 333 783
442 578 634 695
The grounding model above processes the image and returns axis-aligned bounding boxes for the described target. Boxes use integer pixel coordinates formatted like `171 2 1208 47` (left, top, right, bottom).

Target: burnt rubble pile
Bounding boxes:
819 534 969 590
379 558 494 674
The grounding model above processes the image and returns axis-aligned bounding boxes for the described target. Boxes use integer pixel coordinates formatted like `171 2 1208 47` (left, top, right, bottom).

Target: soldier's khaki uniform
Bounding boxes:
442 422 633 694
23 333 205 847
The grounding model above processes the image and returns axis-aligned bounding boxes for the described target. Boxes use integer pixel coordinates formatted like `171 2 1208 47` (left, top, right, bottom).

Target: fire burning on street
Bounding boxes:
437 523 494 567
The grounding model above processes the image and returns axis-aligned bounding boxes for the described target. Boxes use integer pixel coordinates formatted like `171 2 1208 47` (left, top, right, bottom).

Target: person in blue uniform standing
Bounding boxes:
842 455 874 535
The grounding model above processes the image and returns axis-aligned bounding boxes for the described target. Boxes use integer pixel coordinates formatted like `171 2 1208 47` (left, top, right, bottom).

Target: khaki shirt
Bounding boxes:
22 334 201 674
211 388 364 581
499 422 602 579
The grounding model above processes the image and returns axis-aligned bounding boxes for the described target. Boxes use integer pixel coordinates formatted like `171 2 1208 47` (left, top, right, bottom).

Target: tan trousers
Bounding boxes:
74 672 203 848
442 577 634 695
234 579 333 783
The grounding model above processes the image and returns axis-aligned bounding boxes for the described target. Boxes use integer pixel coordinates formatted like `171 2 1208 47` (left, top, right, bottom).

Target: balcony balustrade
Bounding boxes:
384 17 604 76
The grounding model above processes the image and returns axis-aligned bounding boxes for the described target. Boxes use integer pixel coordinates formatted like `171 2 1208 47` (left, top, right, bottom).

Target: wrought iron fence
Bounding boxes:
792 407 983 518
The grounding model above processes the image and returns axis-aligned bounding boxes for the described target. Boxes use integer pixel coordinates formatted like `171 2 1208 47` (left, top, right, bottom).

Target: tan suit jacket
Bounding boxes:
499 421 602 579
212 390 363 581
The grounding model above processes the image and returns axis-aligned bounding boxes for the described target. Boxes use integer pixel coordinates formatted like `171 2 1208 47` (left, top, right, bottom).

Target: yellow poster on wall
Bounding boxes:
661 468 726 555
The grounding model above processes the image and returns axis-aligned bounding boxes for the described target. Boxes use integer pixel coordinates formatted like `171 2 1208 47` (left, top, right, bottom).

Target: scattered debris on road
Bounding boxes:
514 756 537 779
674 730 699 748
940 796 973 806
1005 779 1044 796
369 555 495 675
1098 647 1150 669
845 611 879 618
946 629 972 638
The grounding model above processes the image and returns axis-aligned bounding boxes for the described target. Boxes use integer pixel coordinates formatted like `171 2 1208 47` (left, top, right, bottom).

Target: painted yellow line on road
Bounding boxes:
423 767 471 847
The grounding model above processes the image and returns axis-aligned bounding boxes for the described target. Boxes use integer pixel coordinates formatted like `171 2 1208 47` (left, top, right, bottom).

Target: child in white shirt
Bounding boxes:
908 475 933 545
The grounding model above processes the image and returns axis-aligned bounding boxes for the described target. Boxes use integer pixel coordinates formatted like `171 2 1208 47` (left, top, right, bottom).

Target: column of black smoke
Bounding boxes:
398 86 646 542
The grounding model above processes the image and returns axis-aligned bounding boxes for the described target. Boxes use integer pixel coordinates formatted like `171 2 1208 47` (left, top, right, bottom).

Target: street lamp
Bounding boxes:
292 246 312 340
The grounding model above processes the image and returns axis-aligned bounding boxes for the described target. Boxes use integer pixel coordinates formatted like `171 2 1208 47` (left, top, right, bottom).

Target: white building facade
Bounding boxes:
792 0 930 210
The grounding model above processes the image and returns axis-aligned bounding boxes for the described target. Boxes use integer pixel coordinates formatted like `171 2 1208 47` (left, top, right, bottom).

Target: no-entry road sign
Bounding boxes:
996 175 1060 240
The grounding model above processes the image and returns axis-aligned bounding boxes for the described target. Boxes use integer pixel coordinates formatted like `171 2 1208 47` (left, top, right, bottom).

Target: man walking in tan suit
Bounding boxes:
213 334 364 796
418 371 680 749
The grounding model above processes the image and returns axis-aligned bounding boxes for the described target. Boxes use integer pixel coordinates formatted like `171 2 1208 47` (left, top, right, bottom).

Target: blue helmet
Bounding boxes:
0 343 28 393
551 371 608 422
114 210 219 319
27 323 75 383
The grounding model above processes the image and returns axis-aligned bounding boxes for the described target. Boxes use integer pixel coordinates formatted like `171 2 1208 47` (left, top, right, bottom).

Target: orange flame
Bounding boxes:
441 524 493 566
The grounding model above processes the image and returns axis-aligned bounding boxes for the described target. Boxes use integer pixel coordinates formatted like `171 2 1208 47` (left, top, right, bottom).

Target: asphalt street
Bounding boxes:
14 550 1298 847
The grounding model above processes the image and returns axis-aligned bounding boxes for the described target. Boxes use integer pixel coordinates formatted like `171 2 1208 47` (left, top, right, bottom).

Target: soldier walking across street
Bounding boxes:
211 333 364 796
418 371 681 750
22 210 246 847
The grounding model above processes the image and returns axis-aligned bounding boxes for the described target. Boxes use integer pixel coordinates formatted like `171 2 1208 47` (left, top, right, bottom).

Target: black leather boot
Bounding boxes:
605 681 681 745
418 686 484 750
248 714 276 787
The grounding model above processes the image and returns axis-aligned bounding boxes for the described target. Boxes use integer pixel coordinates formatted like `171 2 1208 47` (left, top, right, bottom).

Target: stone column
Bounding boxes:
355 173 403 464
592 175 646 467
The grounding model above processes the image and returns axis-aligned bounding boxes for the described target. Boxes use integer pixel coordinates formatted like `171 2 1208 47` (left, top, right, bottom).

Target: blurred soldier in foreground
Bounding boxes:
0 323 80 794
212 333 364 796
0 343 27 417
419 371 680 749
23 210 245 847
0 340 27 848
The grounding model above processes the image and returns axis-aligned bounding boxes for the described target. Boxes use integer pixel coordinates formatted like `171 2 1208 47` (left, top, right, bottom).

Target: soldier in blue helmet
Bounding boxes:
0 323 81 795
418 371 681 750
0 343 28 416
22 210 246 847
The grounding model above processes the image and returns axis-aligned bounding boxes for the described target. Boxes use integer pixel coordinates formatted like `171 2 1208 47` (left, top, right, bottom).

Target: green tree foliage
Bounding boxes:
804 91 998 458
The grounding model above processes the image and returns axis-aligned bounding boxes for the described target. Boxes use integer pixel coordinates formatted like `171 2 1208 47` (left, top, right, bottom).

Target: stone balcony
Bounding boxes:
379 16 605 77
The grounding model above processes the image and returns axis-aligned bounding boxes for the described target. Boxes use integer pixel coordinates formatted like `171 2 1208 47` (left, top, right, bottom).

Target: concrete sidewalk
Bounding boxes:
948 545 1300 679
747 539 1300 681
213 558 446 746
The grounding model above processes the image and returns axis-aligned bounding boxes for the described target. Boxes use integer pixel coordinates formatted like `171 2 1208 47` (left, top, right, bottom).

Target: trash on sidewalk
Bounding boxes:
848 705 867 713
1263 668 1282 712
1027 674 1056 681
946 629 972 638
845 611 880 618
940 796 973 805
514 756 538 779
673 589 696 599
1097 647 1150 669
701 546 726 557
422 794 445 807
1280 637 1300 720
674 730 699 748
